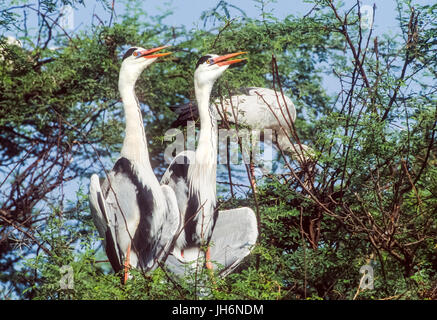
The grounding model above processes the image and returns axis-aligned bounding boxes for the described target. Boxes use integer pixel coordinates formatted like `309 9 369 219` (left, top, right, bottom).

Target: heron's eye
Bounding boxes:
208 58 214 65
133 51 140 57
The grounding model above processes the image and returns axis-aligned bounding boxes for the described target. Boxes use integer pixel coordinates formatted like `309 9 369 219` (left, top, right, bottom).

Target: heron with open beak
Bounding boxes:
161 52 258 274
89 45 179 283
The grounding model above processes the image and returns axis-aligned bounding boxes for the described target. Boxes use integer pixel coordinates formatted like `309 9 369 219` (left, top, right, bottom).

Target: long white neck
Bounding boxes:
117 63 167 225
188 80 217 206
195 82 217 159
118 65 150 164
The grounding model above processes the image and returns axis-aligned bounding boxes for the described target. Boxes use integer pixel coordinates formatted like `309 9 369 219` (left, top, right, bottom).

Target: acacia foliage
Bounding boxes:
0 0 436 299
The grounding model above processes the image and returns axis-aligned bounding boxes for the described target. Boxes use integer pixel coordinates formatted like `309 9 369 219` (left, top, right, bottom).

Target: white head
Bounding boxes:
119 46 171 86
194 52 246 91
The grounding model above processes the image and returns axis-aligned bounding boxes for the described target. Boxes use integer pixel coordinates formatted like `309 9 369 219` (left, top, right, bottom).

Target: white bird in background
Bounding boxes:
5 36 22 47
169 87 313 164
0 36 23 63
161 52 258 272
89 46 179 283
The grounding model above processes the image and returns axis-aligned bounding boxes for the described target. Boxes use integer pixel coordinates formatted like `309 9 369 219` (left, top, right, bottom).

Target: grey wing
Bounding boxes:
164 207 258 277
98 157 167 272
213 87 296 128
110 157 178 272
89 174 107 240
209 207 258 277
169 88 297 130
164 253 190 276
161 151 197 249
89 174 123 272
230 87 259 96
154 184 181 264
160 150 195 216
90 157 182 273
246 87 296 123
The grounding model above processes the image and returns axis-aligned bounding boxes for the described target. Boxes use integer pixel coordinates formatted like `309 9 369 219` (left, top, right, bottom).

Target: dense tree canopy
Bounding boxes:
0 0 436 300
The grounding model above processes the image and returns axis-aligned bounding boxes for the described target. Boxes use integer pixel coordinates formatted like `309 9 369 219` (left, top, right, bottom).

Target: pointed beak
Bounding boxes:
134 45 172 59
212 51 247 66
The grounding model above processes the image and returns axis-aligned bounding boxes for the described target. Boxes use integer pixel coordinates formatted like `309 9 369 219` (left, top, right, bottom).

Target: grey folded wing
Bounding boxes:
209 207 258 277
164 207 258 277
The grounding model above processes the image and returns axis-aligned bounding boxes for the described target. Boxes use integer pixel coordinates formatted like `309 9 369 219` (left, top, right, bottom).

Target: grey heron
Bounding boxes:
161 52 258 272
89 46 179 283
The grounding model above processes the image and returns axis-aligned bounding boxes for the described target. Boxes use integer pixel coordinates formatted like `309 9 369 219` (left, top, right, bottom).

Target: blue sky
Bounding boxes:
6 0 431 40
3 0 433 198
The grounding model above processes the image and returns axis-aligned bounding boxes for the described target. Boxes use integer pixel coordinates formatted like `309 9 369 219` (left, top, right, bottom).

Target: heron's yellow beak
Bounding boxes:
212 51 247 66
133 45 172 59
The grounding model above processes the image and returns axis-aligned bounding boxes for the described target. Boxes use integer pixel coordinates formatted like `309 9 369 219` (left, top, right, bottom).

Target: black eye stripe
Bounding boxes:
122 47 138 61
195 55 212 69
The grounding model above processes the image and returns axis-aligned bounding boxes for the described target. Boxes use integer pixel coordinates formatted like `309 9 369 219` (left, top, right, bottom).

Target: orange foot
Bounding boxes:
205 246 213 270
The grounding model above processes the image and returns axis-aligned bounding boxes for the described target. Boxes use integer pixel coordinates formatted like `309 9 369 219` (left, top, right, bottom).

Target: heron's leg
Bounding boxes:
205 246 217 289
123 242 131 284
205 246 213 270
249 159 257 192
